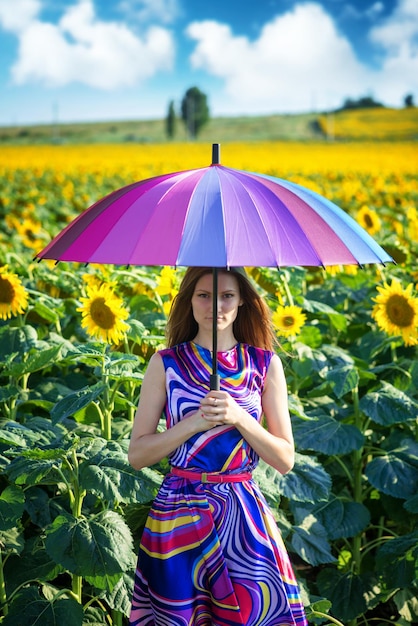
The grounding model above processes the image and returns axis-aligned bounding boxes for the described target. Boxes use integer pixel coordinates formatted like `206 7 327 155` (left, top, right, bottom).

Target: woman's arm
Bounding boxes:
200 354 295 474
128 352 224 471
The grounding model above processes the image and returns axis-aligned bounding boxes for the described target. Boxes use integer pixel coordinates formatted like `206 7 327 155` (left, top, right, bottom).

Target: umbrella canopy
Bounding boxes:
36 144 393 388
37 144 392 268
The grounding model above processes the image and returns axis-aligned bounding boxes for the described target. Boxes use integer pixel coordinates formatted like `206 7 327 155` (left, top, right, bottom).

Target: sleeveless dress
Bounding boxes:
129 342 307 626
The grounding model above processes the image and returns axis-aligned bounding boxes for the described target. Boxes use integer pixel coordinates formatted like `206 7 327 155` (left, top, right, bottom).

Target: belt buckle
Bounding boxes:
201 472 208 483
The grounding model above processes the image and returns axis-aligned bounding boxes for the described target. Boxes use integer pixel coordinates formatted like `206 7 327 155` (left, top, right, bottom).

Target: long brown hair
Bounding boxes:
166 267 277 351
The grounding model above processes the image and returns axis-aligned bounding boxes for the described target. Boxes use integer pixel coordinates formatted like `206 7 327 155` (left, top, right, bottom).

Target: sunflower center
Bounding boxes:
90 297 117 329
283 315 295 328
364 213 375 229
0 276 15 304
386 294 415 328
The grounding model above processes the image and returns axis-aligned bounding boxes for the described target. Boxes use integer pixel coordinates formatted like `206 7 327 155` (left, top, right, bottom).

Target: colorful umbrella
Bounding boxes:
36 143 393 387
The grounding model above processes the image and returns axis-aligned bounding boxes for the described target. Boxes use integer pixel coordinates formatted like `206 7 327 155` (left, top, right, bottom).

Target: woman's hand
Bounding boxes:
199 391 246 428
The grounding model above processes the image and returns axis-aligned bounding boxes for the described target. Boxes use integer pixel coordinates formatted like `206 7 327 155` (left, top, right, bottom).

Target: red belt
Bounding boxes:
170 466 252 484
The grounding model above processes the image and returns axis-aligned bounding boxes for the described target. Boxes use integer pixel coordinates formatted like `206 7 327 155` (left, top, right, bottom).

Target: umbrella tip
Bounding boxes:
212 143 221 165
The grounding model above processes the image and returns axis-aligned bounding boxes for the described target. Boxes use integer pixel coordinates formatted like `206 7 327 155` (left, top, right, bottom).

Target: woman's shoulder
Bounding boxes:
157 341 191 359
243 343 274 360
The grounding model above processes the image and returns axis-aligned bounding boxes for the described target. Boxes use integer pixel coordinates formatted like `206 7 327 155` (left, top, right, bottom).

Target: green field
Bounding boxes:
1 106 417 145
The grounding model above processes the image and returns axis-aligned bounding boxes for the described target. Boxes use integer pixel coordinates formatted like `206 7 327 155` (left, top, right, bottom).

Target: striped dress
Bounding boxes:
129 342 307 626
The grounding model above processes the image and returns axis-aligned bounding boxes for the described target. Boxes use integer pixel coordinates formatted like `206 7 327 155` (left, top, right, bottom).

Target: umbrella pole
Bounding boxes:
210 267 220 391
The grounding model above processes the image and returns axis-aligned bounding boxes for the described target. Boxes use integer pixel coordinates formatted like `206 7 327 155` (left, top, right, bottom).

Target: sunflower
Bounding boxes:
357 205 382 235
156 267 179 315
407 207 418 243
0 266 29 320
272 305 307 338
372 280 418 346
326 265 358 277
156 267 178 298
77 283 130 345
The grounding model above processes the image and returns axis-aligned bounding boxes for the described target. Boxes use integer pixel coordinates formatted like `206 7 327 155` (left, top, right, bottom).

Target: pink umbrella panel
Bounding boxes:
37 163 393 269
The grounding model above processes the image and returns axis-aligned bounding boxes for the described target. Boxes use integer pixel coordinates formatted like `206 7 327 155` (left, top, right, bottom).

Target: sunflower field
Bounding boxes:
0 141 417 626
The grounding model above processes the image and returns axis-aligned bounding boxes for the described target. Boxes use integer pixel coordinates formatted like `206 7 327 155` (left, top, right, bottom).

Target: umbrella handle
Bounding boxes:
210 267 220 390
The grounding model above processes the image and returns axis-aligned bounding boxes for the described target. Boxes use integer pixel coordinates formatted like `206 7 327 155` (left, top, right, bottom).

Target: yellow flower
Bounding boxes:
357 205 382 235
407 207 418 243
156 266 178 298
0 266 29 320
326 265 359 277
372 280 418 346
77 283 130 345
272 305 307 338
156 267 179 316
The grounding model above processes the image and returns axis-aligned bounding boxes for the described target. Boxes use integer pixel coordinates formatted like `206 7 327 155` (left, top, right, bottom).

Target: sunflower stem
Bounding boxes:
0 551 8 616
281 273 294 306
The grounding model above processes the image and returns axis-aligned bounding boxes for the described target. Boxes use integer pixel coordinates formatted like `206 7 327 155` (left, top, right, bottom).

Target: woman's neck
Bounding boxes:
193 331 237 352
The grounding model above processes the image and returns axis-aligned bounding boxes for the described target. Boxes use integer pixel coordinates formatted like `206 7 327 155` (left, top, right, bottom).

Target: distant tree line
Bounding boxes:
165 87 210 140
337 93 415 112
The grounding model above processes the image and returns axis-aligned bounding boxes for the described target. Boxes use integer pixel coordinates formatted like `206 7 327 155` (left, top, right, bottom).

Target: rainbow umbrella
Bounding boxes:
37 144 393 388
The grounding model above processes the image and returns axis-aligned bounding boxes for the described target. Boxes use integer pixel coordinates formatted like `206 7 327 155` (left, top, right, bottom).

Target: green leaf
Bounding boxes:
360 381 418 426
404 494 418 514
4 536 64 595
376 531 418 588
0 426 27 447
25 486 53 527
6 451 65 486
303 298 347 331
31 300 60 323
6 345 62 377
0 526 25 555
255 454 331 504
0 325 38 359
50 382 107 422
394 588 418 623
0 484 25 531
293 344 328 375
293 497 370 540
79 440 163 504
45 510 135 590
0 384 20 402
293 413 364 455
365 439 418 499
326 364 359 398
291 514 335 565
105 570 135 615
2 586 83 626
316 569 368 621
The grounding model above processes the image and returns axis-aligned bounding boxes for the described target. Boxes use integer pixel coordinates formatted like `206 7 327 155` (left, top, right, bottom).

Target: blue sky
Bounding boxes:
0 0 417 126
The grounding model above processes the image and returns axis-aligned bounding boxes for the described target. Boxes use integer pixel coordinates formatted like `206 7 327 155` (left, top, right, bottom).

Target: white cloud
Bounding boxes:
340 2 385 21
0 0 41 33
117 0 180 25
370 0 418 49
186 3 372 113
2 0 175 89
369 0 418 103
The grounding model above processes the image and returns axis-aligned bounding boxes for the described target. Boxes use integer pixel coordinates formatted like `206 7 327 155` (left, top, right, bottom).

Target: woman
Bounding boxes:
128 267 307 626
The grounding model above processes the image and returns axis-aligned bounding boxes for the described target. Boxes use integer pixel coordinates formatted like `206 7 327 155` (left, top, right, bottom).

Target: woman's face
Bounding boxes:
191 272 242 334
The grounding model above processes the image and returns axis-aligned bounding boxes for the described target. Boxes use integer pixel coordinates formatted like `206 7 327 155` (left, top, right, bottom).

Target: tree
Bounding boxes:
180 87 209 139
340 95 384 111
165 100 176 139
404 93 415 107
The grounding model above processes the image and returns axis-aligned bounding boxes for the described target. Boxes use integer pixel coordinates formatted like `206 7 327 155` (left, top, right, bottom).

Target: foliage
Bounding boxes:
165 100 176 140
339 96 384 110
180 86 210 138
0 142 417 625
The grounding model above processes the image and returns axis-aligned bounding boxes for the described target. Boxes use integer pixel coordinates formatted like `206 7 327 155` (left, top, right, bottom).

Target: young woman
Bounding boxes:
128 267 307 626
